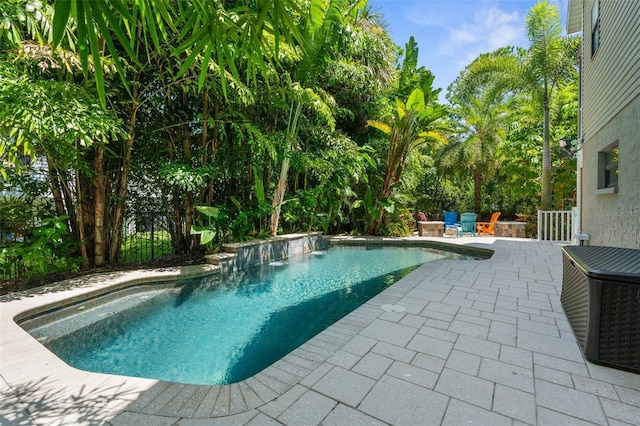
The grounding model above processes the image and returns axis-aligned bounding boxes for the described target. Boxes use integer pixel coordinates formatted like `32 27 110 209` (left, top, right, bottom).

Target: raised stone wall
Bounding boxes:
418 221 444 237
495 221 526 238
205 232 329 272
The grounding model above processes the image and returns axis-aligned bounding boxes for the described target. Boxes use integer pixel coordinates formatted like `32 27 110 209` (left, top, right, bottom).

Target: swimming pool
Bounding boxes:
21 245 476 385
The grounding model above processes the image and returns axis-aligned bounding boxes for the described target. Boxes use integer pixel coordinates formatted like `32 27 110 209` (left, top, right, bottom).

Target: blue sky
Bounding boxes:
370 0 569 98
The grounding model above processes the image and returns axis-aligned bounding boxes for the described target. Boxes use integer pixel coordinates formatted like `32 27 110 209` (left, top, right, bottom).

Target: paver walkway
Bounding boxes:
1 238 639 425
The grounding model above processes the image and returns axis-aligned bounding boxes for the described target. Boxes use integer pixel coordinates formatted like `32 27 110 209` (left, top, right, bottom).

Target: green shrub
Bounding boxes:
119 230 174 263
1 216 80 281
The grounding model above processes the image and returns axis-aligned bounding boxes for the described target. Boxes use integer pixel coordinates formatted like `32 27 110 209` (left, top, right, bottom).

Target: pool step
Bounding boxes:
204 252 237 266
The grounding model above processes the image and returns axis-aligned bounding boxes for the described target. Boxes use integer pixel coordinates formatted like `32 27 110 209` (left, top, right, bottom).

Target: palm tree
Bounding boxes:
456 1 578 210
440 93 507 214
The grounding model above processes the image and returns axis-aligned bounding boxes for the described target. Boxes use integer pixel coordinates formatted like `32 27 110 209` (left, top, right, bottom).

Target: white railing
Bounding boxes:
538 209 576 243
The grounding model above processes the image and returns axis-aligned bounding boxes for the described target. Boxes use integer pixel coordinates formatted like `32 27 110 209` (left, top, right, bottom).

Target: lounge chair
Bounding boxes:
460 212 478 236
443 211 461 236
477 212 501 236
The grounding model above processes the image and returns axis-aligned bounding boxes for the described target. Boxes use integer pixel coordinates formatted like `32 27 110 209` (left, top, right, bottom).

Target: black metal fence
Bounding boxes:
119 211 176 263
1 211 179 282
0 230 25 282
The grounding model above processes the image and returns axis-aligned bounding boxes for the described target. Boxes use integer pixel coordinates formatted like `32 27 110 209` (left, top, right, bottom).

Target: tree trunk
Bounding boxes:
46 155 67 219
474 169 482 214
269 157 290 236
93 145 106 266
108 84 139 263
431 174 443 213
269 100 302 236
205 99 220 205
171 186 185 253
199 91 209 205
185 193 194 251
182 90 195 252
74 164 90 268
366 133 403 235
541 92 552 210
46 155 86 261
165 125 185 253
58 170 78 241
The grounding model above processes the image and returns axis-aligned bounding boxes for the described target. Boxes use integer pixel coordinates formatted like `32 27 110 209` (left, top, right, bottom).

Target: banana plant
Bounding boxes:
353 187 394 233
190 206 219 247
366 79 447 235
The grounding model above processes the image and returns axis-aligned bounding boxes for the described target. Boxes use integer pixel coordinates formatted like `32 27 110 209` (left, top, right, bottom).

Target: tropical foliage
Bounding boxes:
0 0 579 283
440 91 508 214
451 1 579 210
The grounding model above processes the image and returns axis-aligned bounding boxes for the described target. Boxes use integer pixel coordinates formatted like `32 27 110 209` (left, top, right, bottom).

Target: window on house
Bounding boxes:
598 142 618 193
591 0 600 56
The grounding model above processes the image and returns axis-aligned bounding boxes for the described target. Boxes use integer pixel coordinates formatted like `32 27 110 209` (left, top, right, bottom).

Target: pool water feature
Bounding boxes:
22 246 474 385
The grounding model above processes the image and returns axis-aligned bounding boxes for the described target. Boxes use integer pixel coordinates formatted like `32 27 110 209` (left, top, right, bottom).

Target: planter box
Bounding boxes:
494 221 526 238
418 221 444 237
561 246 640 373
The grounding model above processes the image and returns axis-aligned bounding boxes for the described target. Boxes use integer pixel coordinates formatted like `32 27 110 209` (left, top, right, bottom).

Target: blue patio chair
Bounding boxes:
443 211 461 236
460 212 478 236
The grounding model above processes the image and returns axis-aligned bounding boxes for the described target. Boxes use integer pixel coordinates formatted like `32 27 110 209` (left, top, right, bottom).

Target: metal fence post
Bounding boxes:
150 217 155 260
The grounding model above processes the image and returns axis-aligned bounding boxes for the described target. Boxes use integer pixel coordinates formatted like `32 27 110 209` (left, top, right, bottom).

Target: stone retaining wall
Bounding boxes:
418 221 444 237
205 232 329 272
495 221 527 238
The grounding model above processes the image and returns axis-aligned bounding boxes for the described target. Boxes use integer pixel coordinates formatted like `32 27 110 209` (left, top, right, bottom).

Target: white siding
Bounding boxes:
582 0 640 139
567 0 582 34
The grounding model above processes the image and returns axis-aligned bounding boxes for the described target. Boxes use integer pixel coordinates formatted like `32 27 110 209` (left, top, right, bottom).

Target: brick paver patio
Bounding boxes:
1 237 639 425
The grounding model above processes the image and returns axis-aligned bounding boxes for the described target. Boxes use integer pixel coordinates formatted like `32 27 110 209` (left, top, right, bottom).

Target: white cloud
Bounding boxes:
440 5 523 58
371 0 542 100
486 24 522 50
428 2 527 98
406 3 463 28
451 28 479 44
481 6 519 28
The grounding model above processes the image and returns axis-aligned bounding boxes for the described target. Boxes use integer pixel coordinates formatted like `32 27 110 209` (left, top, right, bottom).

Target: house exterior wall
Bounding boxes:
569 0 640 249
580 0 640 139
580 95 640 248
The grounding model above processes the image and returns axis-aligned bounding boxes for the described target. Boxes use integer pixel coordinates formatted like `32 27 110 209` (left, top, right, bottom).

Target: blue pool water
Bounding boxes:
27 246 472 385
